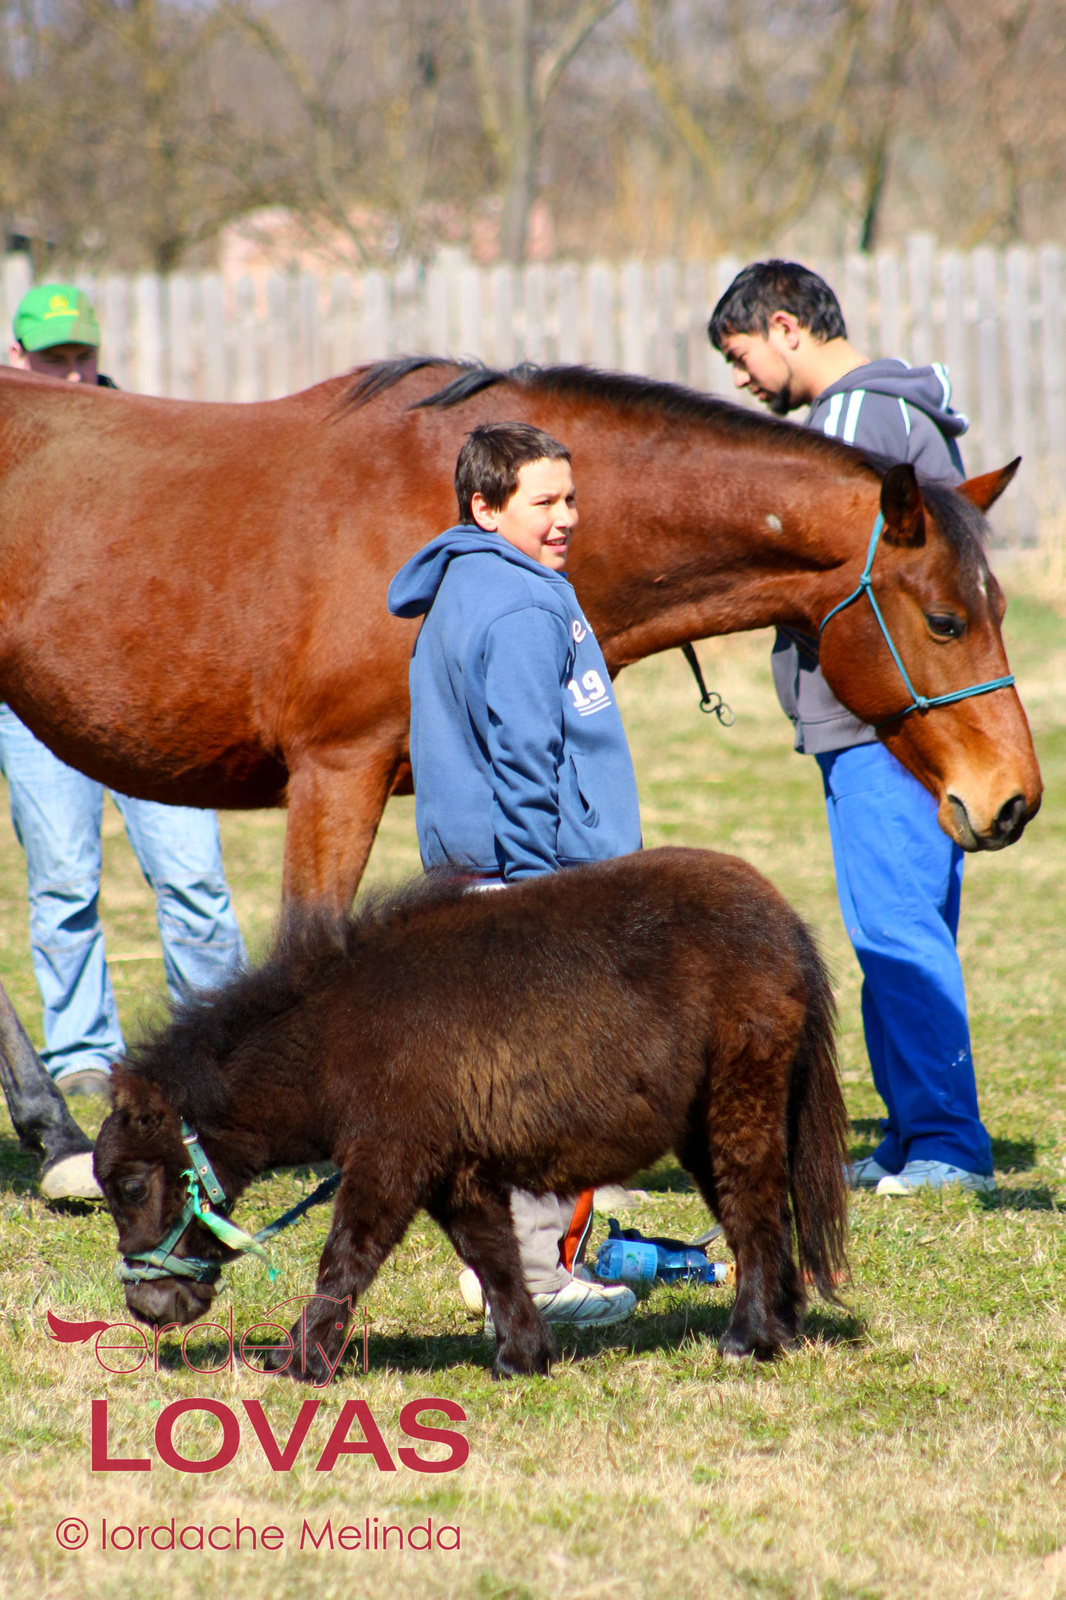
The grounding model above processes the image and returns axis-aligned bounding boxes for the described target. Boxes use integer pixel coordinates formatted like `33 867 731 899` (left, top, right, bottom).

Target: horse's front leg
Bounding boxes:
282 738 406 916
433 1187 555 1380
264 1173 413 1384
0 977 96 1190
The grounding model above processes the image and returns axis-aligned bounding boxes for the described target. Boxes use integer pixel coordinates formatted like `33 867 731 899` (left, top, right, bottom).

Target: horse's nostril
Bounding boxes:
995 793 1027 840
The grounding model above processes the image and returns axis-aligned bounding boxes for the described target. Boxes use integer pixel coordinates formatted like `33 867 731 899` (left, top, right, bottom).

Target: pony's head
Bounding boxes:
94 1067 225 1327
818 460 1042 850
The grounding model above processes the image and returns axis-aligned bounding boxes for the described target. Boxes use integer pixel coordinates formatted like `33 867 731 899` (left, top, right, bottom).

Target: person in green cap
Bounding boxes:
8 284 113 386
1 284 246 1106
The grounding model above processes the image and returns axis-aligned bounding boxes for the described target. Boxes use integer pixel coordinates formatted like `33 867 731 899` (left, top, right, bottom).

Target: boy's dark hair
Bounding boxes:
708 261 847 351
455 422 570 524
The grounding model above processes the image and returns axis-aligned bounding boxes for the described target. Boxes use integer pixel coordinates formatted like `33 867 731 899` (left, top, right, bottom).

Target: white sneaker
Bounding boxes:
458 1267 486 1316
533 1277 636 1327
876 1159 997 1196
847 1155 893 1189
461 1267 637 1331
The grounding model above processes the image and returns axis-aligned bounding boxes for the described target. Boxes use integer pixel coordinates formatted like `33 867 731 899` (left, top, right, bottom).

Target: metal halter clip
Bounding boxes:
681 642 735 725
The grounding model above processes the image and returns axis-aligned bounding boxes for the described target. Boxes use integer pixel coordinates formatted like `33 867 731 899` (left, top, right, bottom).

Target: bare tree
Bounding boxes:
465 0 620 261
2 0 1065 274
0 0 276 271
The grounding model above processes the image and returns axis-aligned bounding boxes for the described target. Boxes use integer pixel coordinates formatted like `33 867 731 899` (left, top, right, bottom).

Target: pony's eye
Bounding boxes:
925 613 964 639
120 1178 147 1203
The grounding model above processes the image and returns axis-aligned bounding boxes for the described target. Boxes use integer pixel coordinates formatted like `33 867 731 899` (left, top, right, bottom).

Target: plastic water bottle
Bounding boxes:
594 1236 659 1283
594 1234 735 1287
655 1250 735 1286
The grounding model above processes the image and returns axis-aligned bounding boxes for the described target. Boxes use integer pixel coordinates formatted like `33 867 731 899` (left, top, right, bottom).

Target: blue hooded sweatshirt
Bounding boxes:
388 526 642 880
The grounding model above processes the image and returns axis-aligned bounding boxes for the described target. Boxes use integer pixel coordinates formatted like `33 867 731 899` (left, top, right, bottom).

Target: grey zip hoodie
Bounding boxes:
774 359 968 754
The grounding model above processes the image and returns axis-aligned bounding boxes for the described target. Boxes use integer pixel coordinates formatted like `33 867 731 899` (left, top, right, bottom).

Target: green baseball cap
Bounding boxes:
13 284 100 351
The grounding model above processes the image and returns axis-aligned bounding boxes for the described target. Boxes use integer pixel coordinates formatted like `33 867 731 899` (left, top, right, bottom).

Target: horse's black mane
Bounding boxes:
341 354 873 468
123 874 468 1122
338 356 990 568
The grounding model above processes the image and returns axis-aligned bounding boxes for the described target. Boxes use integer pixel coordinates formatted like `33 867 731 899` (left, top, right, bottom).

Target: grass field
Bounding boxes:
1 566 1063 1600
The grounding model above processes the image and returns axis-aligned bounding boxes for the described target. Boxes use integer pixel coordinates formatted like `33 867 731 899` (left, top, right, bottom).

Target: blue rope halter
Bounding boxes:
118 1122 340 1287
818 512 1014 726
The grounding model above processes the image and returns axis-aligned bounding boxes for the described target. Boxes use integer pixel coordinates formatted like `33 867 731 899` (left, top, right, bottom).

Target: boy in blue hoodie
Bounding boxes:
388 422 641 1328
708 260 994 1198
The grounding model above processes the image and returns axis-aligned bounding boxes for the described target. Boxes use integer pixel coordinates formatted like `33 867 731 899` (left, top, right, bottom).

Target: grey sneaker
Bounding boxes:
55 1068 112 1100
876 1159 997 1196
847 1155 893 1189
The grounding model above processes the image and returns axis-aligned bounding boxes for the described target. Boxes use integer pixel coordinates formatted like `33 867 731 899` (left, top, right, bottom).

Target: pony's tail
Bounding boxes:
787 929 850 1302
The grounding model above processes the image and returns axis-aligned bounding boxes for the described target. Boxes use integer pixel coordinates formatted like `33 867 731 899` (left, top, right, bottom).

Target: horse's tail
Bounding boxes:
787 927 850 1301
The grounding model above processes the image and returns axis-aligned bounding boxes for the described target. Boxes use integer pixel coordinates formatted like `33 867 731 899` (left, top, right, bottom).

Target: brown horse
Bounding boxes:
94 847 850 1381
0 358 1041 912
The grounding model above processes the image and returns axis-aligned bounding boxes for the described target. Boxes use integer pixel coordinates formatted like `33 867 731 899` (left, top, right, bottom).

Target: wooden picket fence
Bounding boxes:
3 235 1063 540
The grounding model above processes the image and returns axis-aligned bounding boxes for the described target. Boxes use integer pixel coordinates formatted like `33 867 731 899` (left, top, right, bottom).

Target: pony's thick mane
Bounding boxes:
123 874 469 1119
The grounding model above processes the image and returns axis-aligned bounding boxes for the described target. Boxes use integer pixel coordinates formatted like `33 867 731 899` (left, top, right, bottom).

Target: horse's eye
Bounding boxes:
120 1178 147 1203
925 612 964 639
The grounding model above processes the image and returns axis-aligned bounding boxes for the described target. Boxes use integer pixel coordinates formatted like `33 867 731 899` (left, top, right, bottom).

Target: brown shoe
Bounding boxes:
56 1069 112 1100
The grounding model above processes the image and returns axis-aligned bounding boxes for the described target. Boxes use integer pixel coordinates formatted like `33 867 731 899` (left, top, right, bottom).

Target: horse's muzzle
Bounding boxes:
124 1275 217 1328
945 790 1037 852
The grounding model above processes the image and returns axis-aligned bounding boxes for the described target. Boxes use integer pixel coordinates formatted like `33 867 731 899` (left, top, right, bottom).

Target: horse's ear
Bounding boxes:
956 458 1021 512
879 463 926 548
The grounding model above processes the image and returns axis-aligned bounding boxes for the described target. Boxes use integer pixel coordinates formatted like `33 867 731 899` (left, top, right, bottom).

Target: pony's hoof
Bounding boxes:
263 1347 329 1384
40 1153 103 1202
717 1327 779 1363
491 1345 552 1381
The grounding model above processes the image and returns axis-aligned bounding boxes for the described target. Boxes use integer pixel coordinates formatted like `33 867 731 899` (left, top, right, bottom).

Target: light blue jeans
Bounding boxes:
0 706 245 1083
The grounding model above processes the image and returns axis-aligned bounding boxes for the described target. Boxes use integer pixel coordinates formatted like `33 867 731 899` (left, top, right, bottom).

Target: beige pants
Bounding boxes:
509 1189 581 1294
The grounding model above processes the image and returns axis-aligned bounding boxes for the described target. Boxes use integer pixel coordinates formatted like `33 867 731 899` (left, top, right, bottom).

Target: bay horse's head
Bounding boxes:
94 1068 225 1328
817 460 1042 850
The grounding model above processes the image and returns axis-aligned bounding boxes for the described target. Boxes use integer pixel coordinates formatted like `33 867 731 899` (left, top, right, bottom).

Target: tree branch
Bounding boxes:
534 0 621 113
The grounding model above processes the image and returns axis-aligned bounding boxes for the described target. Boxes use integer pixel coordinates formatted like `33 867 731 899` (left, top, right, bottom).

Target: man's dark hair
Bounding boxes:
708 261 847 350
455 422 570 524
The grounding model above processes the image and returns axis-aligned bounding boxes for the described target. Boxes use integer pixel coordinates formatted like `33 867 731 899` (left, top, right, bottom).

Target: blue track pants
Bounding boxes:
816 741 992 1175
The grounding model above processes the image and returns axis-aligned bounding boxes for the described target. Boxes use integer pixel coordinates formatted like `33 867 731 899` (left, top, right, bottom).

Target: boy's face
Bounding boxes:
472 457 577 571
719 312 808 414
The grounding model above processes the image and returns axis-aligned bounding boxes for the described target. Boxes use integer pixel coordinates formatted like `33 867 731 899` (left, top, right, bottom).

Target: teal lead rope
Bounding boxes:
182 1167 280 1282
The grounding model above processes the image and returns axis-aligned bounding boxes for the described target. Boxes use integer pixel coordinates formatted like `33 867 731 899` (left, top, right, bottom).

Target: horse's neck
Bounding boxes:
582 434 879 666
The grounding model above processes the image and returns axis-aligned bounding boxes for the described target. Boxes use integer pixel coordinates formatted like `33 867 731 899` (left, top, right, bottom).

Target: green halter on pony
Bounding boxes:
117 1123 339 1287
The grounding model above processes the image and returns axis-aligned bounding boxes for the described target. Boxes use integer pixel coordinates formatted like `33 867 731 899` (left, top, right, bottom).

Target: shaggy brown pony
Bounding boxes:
94 848 850 1382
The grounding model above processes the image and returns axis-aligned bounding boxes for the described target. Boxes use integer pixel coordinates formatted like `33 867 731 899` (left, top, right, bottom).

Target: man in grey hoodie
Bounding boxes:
708 260 995 1197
